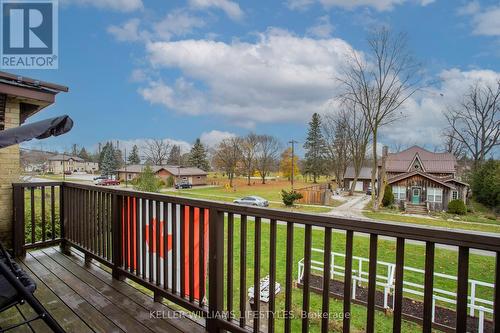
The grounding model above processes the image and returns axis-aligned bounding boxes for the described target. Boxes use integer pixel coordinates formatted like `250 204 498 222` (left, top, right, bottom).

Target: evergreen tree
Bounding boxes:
167 145 181 165
134 165 161 193
188 138 210 171
78 147 90 161
100 143 117 175
128 145 141 164
114 148 124 169
303 113 326 183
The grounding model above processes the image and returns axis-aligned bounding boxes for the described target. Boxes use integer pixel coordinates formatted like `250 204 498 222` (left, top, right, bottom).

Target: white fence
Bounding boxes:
297 248 494 332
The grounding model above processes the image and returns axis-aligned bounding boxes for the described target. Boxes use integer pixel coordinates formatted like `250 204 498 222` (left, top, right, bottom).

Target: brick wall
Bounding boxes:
0 97 20 246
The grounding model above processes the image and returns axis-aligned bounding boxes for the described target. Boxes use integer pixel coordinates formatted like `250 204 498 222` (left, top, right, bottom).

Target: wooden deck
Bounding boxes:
0 247 206 333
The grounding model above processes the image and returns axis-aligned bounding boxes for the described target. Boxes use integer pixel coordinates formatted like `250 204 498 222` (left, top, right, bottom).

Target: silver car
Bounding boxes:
233 196 269 207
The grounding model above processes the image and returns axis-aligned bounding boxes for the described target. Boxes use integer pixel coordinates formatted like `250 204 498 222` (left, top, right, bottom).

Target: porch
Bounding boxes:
0 246 204 333
3 181 500 333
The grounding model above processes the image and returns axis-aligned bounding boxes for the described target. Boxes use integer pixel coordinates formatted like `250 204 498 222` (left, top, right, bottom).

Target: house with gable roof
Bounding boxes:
379 146 469 213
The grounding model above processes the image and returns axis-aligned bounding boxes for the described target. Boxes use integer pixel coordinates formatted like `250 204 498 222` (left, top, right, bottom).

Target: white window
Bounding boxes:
427 188 443 203
392 186 406 200
452 190 458 200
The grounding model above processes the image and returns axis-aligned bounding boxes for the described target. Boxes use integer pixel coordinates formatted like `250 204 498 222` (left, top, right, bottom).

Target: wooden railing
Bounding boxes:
12 182 500 333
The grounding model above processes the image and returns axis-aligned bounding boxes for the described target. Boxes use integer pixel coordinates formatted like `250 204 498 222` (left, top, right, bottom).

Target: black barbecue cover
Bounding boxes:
0 115 73 149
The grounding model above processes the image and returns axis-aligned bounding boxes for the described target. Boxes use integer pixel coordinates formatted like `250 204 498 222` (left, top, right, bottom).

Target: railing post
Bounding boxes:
112 194 124 281
207 208 224 333
12 185 25 258
59 184 71 255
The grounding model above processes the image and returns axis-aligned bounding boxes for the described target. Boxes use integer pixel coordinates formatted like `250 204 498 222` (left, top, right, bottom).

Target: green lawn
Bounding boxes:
364 209 500 234
163 189 334 214
222 217 496 332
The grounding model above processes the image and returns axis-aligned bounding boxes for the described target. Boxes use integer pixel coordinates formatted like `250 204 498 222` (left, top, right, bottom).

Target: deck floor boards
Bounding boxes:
0 247 205 333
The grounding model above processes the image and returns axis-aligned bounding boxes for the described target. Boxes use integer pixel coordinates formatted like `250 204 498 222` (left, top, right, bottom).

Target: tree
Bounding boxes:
78 147 90 161
255 135 281 184
114 148 124 169
303 113 326 183
382 185 394 207
99 142 119 175
134 165 161 193
167 145 182 165
143 139 170 165
128 145 141 164
323 113 349 188
188 138 210 171
335 101 371 195
471 159 500 210
213 137 242 187
280 147 299 181
445 80 500 166
240 133 260 185
339 28 421 209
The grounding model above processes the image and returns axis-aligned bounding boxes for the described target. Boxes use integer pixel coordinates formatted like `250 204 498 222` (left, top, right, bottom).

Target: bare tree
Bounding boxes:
240 133 260 185
143 139 171 165
339 101 371 195
445 80 500 166
255 135 281 184
323 112 350 188
442 120 466 159
339 27 421 209
213 137 242 187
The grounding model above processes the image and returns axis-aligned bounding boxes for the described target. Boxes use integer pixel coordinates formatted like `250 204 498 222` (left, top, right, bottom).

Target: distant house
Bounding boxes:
379 146 469 212
117 165 208 186
20 149 57 173
343 166 374 192
47 155 99 174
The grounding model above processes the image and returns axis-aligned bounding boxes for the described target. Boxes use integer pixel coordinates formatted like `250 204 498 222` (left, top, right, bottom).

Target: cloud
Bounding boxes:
108 10 205 42
287 0 434 12
458 2 500 37
107 18 143 42
65 0 143 12
188 0 244 20
153 10 206 40
286 0 315 11
141 28 352 126
200 130 236 147
306 15 334 38
381 68 500 148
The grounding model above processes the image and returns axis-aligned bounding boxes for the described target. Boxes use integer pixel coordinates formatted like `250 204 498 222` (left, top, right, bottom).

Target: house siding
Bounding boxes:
390 174 451 211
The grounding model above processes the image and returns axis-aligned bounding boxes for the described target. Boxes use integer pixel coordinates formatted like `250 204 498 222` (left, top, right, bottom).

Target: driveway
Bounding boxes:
327 194 370 218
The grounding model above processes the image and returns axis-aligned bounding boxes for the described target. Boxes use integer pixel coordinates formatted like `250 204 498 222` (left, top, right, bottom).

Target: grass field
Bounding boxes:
364 211 500 234
221 217 496 332
163 177 341 214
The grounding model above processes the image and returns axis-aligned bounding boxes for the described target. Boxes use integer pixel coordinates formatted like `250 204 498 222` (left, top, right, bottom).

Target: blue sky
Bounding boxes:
16 0 500 156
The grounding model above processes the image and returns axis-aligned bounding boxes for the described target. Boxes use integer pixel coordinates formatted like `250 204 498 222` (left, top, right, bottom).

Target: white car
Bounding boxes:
233 196 269 207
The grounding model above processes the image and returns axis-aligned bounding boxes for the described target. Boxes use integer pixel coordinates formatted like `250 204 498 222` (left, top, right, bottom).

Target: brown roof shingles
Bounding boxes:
385 146 457 173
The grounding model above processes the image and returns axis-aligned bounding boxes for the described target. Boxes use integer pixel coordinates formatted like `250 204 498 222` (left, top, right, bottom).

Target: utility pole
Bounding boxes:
289 140 298 190
124 148 128 188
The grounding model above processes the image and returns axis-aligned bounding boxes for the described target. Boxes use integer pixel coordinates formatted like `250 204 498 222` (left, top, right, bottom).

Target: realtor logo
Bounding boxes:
1 0 58 69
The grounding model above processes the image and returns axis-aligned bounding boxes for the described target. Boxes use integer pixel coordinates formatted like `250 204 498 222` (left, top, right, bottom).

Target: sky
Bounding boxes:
16 0 500 157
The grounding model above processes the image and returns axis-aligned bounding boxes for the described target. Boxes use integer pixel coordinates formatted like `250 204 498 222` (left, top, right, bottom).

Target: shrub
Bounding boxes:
166 175 175 188
471 159 500 209
382 185 394 207
281 190 303 206
447 199 467 215
134 165 162 193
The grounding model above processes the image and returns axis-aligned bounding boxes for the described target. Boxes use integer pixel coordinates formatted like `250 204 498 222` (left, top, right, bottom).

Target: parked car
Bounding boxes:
233 196 269 207
97 179 120 186
175 182 192 189
63 171 72 175
93 175 108 185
